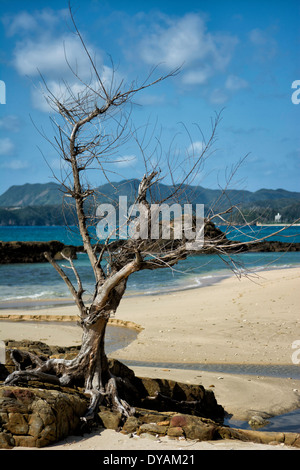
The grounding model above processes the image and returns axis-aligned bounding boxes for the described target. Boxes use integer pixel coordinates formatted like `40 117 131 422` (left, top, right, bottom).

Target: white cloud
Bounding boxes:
0 137 15 156
182 67 211 85
31 71 115 112
138 13 238 86
31 79 92 112
135 93 166 106
209 88 228 105
3 8 68 36
204 75 248 106
6 8 116 113
13 34 93 79
0 159 29 170
249 28 268 46
0 138 30 170
0 115 21 132
187 141 205 155
3 11 38 36
140 14 209 68
6 9 99 83
47 157 61 170
225 75 248 91
11 28 118 114
114 155 137 168
249 28 277 61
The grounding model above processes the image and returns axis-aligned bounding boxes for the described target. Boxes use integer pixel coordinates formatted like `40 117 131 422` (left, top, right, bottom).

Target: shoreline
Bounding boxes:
0 266 299 365
0 271 233 309
1 266 300 449
1 263 300 312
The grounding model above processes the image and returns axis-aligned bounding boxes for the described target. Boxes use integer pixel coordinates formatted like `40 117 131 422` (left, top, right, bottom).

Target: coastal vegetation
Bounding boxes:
0 181 299 226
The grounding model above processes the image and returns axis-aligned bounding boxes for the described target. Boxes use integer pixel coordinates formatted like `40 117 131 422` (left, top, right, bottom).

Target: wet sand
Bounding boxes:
1 267 300 450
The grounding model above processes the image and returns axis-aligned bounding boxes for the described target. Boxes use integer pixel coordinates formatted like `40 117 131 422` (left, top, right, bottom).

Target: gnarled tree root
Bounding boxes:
4 348 135 423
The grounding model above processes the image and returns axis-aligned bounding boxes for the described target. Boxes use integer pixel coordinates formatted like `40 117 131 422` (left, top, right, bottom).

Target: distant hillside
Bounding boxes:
0 180 299 225
0 205 76 226
0 182 64 207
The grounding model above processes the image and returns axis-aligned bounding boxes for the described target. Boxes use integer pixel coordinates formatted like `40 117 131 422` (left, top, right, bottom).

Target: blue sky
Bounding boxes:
0 0 299 195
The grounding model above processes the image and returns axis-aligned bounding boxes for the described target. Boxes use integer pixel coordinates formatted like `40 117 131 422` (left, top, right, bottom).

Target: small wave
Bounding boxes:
269 264 298 269
127 277 207 296
247 263 300 272
1 291 64 301
126 272 235 297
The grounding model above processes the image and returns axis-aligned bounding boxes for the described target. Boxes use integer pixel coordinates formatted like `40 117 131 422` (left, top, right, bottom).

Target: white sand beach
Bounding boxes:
1 267 300 450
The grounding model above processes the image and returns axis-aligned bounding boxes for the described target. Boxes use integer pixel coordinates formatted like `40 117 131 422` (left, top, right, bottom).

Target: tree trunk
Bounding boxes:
76 315 134 420
4 283 134 422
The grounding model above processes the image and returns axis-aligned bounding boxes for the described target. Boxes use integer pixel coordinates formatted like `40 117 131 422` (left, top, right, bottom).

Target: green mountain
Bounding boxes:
0 180 299 225
0 182 64 207
0 205 77 226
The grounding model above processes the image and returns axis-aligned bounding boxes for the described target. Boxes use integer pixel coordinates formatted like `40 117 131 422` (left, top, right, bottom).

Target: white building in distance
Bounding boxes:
275 212 282 222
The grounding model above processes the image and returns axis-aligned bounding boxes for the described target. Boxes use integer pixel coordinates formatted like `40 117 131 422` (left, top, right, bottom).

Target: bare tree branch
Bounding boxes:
6 5 297 425
44 251 87 318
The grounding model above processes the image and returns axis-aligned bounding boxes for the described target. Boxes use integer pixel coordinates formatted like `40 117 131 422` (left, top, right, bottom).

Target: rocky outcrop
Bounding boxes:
203 222 300 253
0 340 81 380
0 385 87 448
0 241 78 264
1 220 299 264
1 340 300 449
2 386 299 449
246 240 300 252
0 340 225 448
1 340 225 424
120 410 300 447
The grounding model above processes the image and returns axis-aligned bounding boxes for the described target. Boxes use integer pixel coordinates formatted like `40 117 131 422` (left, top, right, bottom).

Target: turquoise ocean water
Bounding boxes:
1 225 300 431
1 224 300 304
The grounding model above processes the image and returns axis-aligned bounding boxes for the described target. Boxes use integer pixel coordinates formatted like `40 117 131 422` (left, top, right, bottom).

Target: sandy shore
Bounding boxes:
1 267 300 451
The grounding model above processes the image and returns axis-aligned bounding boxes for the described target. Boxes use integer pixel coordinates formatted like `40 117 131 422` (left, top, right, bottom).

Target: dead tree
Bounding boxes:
4 8 294 422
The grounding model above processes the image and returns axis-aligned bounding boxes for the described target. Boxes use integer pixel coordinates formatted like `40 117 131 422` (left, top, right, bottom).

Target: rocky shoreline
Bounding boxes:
0 240 78 264
1 238 300 264
1 341 300 449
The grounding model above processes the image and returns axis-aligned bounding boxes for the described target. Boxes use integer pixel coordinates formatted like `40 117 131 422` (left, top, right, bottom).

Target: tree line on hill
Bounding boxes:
0 181 299 226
